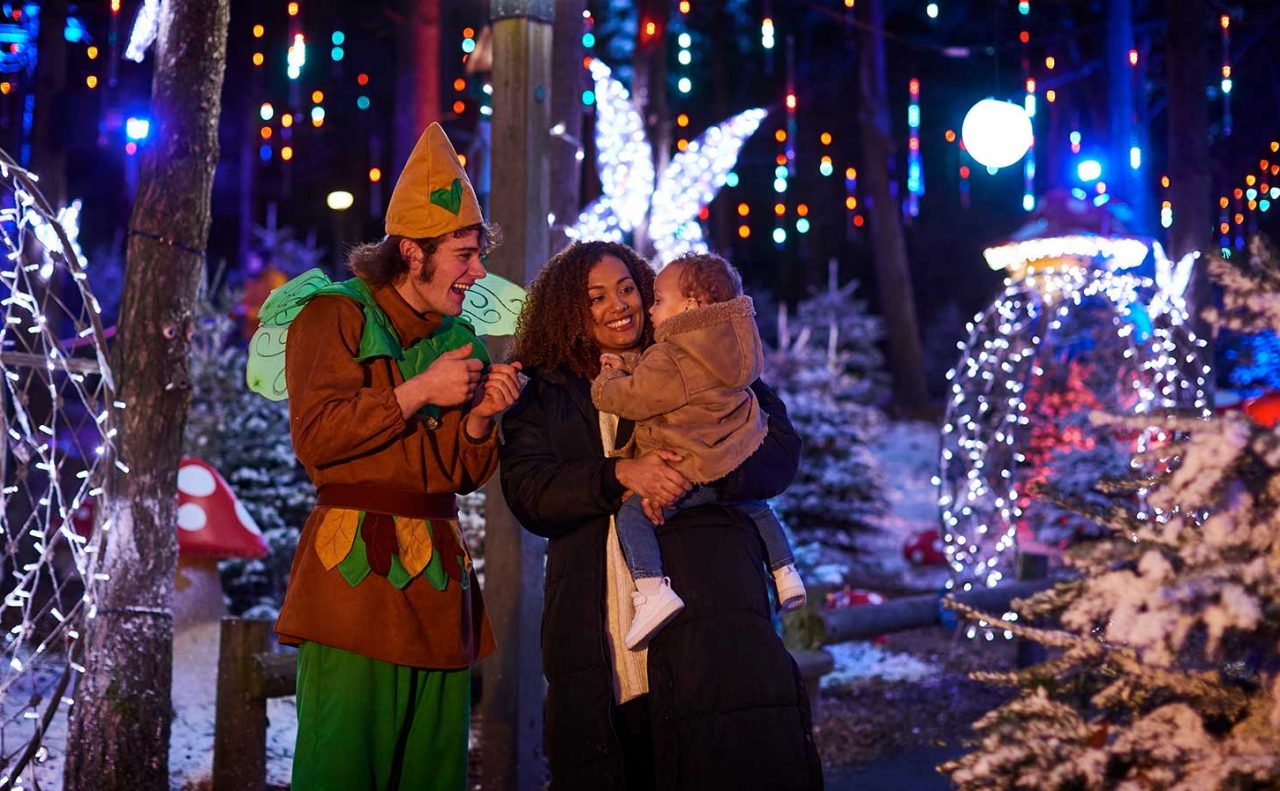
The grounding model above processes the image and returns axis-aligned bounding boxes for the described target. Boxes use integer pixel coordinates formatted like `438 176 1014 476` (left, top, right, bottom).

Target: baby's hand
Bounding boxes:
641 497 665 526
600 353 624 370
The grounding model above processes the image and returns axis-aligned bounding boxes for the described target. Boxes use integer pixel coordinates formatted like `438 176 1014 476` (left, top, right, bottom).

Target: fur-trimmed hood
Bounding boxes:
654 295 756 343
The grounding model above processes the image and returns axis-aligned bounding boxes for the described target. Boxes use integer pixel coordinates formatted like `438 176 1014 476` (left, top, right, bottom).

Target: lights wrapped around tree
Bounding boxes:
568 59 766 266
0 149 120 783
937 203 1209 622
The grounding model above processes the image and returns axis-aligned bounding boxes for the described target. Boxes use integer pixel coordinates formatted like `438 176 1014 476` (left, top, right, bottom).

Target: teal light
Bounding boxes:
356 95 370 110
332 31 345 45
819 161 834 177
772 227 786 244
331 46 344 61
796 218 810 233
774 165 788 179
773 178 787 193
582 32 595 47
462 38 476 54
582 90 596 106
725 171 739 188
1262 200 1272 212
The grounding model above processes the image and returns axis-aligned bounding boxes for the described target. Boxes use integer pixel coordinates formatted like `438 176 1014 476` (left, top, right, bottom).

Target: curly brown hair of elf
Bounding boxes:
346 222 502 288
513 240 656 380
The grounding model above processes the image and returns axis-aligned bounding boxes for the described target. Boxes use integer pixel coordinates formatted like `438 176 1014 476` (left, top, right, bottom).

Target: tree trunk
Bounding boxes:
394 0 442 174
631 0 669 258
548 0 585 255
30 0 68 210
1167 0 1213 338
856 0 928 413
64 2 229 789
1107 0 1149 233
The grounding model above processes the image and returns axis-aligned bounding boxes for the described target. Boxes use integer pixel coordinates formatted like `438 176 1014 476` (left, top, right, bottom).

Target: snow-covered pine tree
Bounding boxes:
764 277 886 549
944 237 1280 789
184 286 313 618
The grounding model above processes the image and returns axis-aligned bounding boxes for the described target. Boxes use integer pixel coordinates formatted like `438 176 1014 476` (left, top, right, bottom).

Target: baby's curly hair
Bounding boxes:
513 240 655 380
666 252 743 304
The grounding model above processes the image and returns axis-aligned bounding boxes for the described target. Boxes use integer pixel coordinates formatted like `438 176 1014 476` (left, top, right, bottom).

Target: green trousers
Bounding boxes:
292 642 471 791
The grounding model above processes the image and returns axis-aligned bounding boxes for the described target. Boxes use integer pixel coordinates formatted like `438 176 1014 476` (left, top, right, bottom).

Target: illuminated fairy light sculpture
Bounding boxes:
124 0 161 63
568 59 767 265
0 149 120 786
937 236 1208 630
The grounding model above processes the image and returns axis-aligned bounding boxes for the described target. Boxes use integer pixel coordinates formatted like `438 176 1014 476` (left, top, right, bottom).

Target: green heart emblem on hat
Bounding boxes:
430 178 463 216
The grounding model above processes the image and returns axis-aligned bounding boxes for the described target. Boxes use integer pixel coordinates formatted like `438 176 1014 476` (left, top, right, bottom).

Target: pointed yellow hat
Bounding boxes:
385 122 483 238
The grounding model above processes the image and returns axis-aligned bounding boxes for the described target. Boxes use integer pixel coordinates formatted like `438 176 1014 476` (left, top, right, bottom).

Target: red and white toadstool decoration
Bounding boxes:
173 458 267 628
902 528 947 567
176 458 268 558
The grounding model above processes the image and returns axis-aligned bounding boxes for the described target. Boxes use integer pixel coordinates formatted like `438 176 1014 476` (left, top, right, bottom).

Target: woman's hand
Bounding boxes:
466 361 524 438
615 450 691 507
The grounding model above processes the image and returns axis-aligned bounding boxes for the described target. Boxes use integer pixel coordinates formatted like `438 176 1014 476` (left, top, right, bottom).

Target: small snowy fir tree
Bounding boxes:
185 286 314 618
764 279 886 549
944 238 1280 789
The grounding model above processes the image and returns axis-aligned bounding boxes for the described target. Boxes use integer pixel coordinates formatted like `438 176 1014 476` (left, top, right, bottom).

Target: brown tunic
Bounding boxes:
274 282 498 669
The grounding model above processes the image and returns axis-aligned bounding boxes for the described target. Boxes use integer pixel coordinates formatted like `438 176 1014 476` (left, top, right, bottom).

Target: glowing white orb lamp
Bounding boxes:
961 99 1033 170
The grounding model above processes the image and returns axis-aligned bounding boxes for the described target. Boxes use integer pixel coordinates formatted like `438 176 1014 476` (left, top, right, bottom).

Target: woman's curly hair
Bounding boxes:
513 240 655 380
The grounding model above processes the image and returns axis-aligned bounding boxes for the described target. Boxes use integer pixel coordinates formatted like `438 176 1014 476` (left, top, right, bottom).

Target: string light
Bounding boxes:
906 78 922 216
1221 14 1232 136
761 17 775 50
0 150 122 781
287 33 306 80
940 258 1207 611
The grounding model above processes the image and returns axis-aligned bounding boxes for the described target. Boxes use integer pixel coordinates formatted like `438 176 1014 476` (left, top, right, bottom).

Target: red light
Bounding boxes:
125 141 137 155
452 100 465 114
453 78 466 91
908 78 919 95
852 215 864 227
698 206 709 220
959 165 970 178
357 73 369 86
1019 30 1029 44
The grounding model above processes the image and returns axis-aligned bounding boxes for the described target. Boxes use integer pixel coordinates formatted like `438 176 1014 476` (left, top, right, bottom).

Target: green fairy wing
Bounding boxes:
246 268 333 401
460 271 527 337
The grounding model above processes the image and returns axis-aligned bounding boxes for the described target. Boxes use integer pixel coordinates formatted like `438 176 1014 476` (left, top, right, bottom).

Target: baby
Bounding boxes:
592 252 805 650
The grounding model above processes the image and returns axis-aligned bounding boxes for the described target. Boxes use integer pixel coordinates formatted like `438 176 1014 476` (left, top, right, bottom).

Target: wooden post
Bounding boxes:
548 0 585 255
1014 551 1049 668
213 618 271 791
482 2 553 788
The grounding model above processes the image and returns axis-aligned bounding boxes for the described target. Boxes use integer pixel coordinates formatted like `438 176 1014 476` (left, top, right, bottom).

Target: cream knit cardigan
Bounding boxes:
599 411 649 703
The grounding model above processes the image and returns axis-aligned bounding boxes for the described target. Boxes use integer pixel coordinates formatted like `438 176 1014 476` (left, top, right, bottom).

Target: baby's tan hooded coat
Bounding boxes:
591 295 767 484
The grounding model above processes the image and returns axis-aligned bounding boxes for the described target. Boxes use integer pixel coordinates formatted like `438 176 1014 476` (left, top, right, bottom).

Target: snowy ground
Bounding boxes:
10 621 296 790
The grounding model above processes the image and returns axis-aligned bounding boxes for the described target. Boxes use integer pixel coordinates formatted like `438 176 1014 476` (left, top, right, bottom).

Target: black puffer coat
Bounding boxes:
500 367 823 791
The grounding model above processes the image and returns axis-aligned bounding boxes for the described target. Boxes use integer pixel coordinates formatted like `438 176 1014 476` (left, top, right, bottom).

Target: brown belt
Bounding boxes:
315 484 459 520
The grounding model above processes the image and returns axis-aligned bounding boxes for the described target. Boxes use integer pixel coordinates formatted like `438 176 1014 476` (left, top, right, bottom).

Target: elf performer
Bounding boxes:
273 123 521 790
